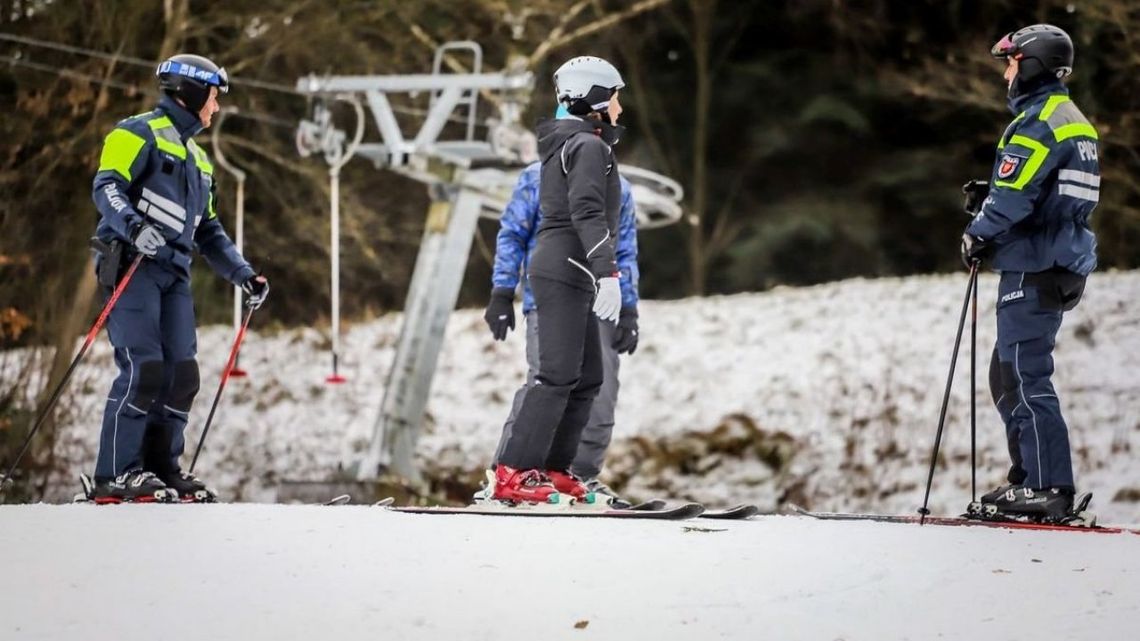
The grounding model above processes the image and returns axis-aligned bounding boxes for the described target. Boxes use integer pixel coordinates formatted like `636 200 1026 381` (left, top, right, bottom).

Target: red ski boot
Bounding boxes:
545 470 597 504
492 466 562 505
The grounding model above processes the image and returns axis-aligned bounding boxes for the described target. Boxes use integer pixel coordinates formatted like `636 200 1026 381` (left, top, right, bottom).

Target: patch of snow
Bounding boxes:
16 270 1140 522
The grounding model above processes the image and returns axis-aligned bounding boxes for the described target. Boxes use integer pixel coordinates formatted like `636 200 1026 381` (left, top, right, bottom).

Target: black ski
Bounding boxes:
381 499 705 520
627 498 668 511
627 499 759 520
787 503 1139 535
700 504 762 520
73 474 341 506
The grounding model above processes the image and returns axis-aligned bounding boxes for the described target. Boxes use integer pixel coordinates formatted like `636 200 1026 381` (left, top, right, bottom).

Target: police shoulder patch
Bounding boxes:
996 152 1026 180
998 150 1035 180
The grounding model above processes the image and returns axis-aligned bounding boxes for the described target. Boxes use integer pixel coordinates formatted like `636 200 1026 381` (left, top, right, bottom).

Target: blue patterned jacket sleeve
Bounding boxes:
616 176 639 309
491 165 541 291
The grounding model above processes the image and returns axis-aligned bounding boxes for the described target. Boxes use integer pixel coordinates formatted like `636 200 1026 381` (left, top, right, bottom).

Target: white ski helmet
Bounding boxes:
553 56 625 115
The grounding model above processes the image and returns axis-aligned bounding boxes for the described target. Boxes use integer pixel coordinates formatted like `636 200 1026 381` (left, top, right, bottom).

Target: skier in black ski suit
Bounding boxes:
491 56 626 504
962 24 1099 521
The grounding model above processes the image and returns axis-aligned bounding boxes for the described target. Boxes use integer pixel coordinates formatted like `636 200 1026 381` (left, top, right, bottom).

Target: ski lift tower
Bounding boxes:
294 42 684 488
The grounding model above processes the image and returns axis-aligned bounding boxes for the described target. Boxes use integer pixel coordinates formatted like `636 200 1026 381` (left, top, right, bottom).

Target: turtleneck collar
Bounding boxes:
595 119 624 146
157 94 204 141
1008 78 1067 115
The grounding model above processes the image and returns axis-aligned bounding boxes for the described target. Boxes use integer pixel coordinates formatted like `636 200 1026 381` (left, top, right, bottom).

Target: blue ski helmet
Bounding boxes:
156 54 229 112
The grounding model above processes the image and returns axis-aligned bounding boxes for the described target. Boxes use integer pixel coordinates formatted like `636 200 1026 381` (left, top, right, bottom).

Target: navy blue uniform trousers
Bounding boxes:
95 261 199 480
989 268 1085 491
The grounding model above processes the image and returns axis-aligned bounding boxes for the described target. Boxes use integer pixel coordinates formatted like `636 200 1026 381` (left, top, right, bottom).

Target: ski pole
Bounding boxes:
0 253 144 493
188 304 255 473
969 259 979 503
918 262 979 524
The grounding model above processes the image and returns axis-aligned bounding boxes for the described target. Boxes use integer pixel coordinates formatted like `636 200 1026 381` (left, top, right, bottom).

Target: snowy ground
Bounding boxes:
7 270 1140 521
1 503 1138 641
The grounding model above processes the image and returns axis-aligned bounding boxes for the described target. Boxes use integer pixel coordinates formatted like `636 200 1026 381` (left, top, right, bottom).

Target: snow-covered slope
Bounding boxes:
1 504 1138 641
17 270 1140 521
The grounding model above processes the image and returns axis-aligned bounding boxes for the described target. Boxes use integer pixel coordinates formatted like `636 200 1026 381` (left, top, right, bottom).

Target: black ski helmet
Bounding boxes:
156 54 229 112
991 24 1074 83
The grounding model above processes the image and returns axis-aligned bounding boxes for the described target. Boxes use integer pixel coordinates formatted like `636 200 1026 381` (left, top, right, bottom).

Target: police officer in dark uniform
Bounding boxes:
962 24 1100 520
90 54 269 503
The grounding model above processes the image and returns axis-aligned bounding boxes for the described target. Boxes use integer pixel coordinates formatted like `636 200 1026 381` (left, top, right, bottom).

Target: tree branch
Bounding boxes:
527 0 672 67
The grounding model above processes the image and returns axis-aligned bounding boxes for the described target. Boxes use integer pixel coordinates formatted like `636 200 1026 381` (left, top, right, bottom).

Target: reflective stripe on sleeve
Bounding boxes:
1057 169 1100 187
1057 184 1100 203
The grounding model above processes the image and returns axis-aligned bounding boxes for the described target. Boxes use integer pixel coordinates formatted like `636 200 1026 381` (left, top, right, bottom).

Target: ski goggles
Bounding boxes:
990 33 1022 59
157 60 230 93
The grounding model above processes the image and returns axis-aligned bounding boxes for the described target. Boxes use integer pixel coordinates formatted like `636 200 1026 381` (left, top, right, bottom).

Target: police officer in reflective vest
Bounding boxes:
961 24 1099 521
90 54 269 503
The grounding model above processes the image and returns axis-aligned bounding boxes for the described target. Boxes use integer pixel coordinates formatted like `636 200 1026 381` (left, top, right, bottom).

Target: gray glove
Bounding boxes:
131 224 166 257
592 276 621 323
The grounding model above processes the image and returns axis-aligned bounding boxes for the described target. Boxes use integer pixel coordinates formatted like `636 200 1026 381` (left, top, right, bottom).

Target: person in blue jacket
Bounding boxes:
89 54 269 503
961 24 1099 521
483 147 639 505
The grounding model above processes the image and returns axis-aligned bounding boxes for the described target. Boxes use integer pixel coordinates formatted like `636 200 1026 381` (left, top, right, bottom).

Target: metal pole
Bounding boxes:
229 176 248 377
918 263 979 524
970 262 979 502
358 180 485 481
211 107 249 377
327 166 345 383
323 97 364 384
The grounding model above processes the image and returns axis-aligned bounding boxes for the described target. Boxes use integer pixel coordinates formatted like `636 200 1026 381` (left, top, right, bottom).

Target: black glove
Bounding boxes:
483 287 515 341
962 179 990 216
131 223 166 257
960 233 989 268
242 274 270 309
612 307 639 355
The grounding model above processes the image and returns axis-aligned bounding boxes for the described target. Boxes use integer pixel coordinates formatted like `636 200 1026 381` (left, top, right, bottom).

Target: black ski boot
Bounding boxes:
966 483 1022 516
584 478 631 509
980 483 1020 504
159 470 217 503
985 486 1074 522
92 470 178 504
